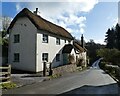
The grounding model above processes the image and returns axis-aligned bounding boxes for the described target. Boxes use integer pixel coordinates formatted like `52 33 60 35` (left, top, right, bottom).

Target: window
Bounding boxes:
42 34 48 43
64 40 66 43
42 53 48 62
14 34 20 43
14 53 19 62
56 38 60 45
56 54 60 62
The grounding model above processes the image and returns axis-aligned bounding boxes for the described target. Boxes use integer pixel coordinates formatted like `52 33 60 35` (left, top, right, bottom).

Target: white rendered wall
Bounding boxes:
36 30 71 72
8 17 37 72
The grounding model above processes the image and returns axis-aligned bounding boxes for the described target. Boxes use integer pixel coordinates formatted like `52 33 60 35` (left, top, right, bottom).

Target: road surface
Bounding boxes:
3 59 119 95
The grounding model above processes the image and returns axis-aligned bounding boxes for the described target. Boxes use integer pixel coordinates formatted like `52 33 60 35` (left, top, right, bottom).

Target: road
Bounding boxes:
3 59 119 95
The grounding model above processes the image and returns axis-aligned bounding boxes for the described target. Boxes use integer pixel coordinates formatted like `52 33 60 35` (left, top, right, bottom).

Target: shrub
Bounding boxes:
76 58 83 67
97 48 120 66
68 54 75 64
99 61 106 70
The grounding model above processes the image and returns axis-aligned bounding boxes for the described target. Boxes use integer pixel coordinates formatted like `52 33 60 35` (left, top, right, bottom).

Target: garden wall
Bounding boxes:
52 64 77 76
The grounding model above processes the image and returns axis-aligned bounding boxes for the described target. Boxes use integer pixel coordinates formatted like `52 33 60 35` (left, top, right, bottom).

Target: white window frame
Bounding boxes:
56 38 60 45
42 34 48 43
42 53 48 62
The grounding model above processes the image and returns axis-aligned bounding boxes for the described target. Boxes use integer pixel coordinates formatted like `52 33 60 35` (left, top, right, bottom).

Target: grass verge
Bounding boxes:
0 82 17 89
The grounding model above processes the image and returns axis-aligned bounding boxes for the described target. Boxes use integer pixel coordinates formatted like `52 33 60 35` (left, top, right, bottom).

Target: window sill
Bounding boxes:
42 42 48 43
13 61 19 62
13 42 20 43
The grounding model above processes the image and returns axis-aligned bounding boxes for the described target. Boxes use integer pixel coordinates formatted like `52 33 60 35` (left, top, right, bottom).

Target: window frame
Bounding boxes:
56 54 60 62
14 34 20 43
14 53 20 62
64 40 66 43
56 38 60 45
42 34 48 43
42 53 48 62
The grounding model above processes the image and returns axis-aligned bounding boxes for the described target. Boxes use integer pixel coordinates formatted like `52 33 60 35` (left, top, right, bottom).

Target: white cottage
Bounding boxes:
8 8 74 72
73 35 87 67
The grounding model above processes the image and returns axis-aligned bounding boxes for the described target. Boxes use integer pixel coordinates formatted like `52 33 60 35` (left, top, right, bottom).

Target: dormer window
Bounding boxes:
42 34 48 43
56 38 60 45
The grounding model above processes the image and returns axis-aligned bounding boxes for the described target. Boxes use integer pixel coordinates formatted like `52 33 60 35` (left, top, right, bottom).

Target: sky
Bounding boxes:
1 0 119 44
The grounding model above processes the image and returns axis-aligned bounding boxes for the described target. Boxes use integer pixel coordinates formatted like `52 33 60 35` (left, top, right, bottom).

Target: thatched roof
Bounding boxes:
73 40 87 52
62 44 74 53
73 42 84 52
8 8 73 40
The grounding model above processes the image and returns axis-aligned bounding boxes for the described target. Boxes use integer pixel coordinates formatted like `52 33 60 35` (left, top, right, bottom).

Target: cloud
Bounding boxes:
94 39 105 44
15 1 98 39
0 16 13 31
67 0 98 12
113 18 118 26
16 3 22 12
80 28 85 34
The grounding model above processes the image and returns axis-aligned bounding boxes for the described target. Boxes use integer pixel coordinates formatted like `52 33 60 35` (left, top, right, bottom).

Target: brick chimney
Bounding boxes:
81 34 84 48
34 8 38 15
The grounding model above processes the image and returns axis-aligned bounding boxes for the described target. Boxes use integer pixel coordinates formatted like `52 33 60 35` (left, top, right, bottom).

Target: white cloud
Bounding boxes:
79 23 86 28
16 3 22 12
80 28 85 34
16 1 98 38
113 18 118 26
94 39 105 45
66 27 73 33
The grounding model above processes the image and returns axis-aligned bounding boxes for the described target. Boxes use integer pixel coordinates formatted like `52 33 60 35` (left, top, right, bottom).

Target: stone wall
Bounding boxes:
52 64 77 76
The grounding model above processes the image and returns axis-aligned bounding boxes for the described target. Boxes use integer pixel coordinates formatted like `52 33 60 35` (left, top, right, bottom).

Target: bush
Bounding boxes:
99 61 106 70
97 48 120 66
76 58 83 67
68 54 75 64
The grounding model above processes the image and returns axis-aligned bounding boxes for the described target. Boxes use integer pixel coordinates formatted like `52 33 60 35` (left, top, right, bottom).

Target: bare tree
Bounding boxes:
2 16 11 31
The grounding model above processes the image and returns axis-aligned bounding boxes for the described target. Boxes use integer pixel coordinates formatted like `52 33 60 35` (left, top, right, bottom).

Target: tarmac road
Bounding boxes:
2 59 119 95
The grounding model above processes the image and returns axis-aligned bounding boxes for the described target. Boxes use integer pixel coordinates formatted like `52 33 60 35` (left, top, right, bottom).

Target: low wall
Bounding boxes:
52 64 77 76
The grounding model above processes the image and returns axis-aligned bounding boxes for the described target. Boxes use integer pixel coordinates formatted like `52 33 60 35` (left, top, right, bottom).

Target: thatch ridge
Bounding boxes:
8 8 73 40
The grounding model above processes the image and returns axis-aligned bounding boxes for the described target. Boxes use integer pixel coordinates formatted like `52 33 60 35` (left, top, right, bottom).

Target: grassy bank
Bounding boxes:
99 61 120 85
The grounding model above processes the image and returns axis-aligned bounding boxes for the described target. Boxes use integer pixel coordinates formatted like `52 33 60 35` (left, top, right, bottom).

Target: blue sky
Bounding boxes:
1 1 119 44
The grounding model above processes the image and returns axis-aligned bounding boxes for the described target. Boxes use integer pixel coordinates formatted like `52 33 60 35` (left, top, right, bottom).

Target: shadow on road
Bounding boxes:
58 83 118 95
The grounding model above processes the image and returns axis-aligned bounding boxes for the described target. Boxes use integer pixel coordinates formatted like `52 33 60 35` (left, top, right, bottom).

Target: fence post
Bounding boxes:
49 62 52 76
43 61 46 76
8 65 11 82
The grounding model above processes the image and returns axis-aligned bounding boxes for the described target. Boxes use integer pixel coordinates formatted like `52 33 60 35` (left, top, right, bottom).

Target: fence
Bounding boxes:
0 65 11 83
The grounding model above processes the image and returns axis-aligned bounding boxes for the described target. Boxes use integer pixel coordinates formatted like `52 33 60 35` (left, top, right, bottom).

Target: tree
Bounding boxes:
2 16 11 31
0 16 11 45
85 39 105 65
105 28 115 49
105 23 120 50
1 16 11 64
97 48 120 66
115 23 120 50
